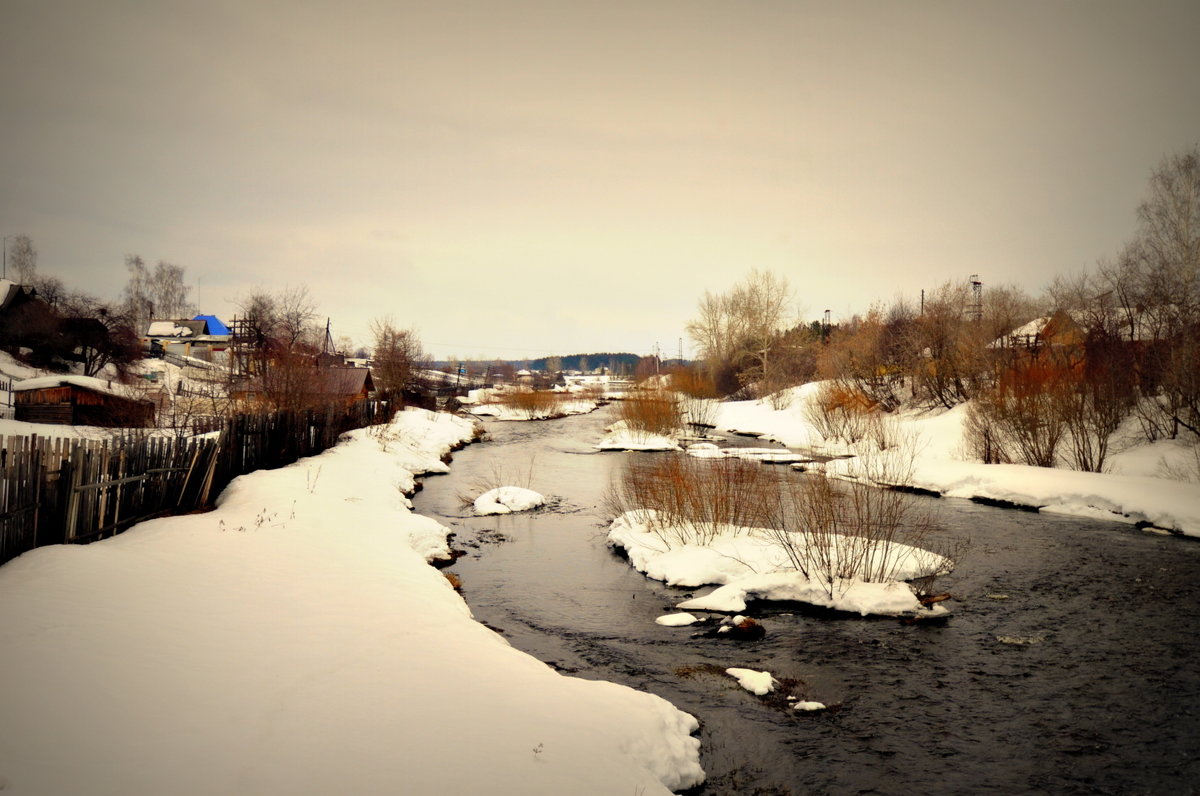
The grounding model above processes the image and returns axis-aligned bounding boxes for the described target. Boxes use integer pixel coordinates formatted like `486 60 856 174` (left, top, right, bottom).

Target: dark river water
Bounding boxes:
411 405 1200 796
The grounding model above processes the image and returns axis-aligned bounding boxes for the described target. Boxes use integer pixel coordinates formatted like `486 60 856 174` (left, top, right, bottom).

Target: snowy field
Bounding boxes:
0 408 703 795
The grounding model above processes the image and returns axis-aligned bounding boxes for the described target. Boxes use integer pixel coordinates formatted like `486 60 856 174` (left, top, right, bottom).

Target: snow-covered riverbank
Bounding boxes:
712 384 1200 537
0 408 704 795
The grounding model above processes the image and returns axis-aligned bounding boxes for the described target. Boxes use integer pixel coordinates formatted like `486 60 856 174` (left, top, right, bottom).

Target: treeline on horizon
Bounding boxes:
432 353 652 373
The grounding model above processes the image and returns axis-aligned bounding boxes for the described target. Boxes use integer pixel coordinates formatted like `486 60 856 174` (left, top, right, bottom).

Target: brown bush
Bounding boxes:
618 389 682 437
670 366 719 429
496 389 564 419
670 366 718 399
805 382 879 443
967 362 1067 468
765 447 953 599
606 455 778 546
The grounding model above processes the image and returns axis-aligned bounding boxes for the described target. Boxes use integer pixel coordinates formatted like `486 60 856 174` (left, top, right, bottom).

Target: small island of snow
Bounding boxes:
726 668 777 696
473 485 546 515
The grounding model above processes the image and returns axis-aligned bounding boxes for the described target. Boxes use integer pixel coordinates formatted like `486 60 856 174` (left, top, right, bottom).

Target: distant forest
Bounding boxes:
529 352 640 372
431 352 643 373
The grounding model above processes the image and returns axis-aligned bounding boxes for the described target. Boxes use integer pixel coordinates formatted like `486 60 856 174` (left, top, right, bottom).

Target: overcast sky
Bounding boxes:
3 0 1198 360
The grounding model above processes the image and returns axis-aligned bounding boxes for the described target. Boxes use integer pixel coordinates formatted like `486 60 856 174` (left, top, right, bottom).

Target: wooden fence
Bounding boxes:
0 399 388 566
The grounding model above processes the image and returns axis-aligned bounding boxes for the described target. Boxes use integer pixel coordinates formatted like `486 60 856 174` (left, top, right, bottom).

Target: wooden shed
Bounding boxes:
13 376 156 427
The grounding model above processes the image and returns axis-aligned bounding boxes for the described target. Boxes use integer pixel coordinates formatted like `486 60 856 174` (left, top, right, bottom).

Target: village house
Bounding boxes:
13 375 156 427
144 315 232 364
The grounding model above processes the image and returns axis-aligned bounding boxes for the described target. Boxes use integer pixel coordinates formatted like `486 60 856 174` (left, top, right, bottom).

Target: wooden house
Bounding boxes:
320 367 375 406
14 375 156 427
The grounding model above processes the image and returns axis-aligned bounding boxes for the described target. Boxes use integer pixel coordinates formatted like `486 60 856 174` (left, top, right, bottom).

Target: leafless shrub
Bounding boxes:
1156 436 1200 483
963 400 1012 464
619 389 682 437
671 367 719 430
805 382 877 443
605 455 778 547
457 455 538 507
967 363 1067 467
496 389 565 419
764 447 954 599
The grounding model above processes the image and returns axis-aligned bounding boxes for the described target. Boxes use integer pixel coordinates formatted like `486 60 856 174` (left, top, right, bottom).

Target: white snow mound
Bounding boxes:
726 668 776 695
473 486 546 515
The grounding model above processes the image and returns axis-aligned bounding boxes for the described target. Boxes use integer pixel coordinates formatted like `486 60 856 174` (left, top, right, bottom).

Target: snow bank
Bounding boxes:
0 408 703 796
474 485 546 515
677 572 941 617
712 382 1200 537
607 511 948 618
888 455 1200 536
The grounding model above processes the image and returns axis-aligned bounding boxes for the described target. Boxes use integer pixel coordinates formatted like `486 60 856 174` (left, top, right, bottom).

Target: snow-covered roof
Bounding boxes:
147 321 195 337
991 306 1165 349
13 375 145 400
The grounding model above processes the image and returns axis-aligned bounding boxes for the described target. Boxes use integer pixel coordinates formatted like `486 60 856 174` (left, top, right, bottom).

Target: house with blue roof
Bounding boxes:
143 314 232 364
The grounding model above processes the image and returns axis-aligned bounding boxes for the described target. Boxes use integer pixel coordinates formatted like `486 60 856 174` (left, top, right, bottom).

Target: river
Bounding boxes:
411 405 1200 795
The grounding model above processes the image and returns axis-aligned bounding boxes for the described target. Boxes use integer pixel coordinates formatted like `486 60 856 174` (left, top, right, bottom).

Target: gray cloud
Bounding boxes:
3 0 1198 358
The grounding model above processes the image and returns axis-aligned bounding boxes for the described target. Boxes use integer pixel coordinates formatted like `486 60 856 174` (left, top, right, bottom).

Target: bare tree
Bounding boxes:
1108 144 1200 439
122 256 195 332
686 268 795 396
237 288 281 353
277 285 318 349
122 255 154 333
370 317 426 398
6 235 37 284
150 261 193 319
29 273 66 308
